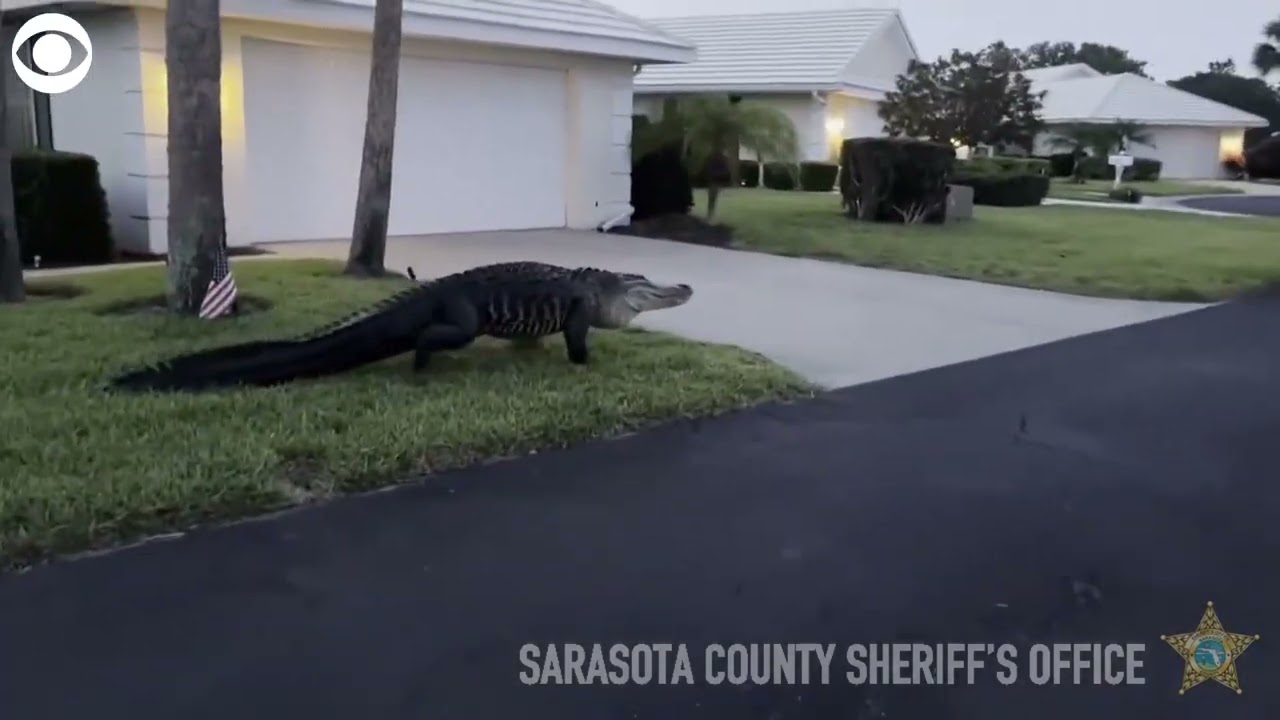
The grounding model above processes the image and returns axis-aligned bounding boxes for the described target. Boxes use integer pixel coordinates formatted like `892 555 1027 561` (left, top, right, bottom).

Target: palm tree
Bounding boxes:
346 0 404 277
1046 120 1153 182
165 0 227 313
636 95 799 221
1253 18 1280 77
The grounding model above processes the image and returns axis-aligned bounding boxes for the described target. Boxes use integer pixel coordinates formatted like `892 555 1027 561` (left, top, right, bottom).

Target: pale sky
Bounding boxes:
608 0 1279 82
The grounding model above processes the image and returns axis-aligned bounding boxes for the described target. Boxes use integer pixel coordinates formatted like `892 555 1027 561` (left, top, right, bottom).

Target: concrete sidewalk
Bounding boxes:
259 230 1203 389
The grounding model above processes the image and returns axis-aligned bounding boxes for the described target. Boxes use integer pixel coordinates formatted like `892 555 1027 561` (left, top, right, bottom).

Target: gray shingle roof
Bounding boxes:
634 7 905 91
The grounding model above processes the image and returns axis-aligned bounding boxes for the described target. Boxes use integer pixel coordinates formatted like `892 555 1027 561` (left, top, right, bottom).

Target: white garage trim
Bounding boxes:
241 37 569 242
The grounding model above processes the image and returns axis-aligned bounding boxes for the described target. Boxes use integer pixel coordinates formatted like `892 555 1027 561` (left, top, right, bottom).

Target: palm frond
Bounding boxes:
639 94 801 175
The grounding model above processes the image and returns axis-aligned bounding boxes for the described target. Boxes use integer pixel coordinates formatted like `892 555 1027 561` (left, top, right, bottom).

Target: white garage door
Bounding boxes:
240 38 568 243
1141 127 1222 180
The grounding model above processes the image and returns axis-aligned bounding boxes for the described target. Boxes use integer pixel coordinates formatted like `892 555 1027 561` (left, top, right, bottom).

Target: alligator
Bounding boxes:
107 261 694 393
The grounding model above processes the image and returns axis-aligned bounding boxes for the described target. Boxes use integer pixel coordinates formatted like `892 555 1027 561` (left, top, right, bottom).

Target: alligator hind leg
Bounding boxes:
413 325 476 371
413 301 480 371
562 299 591 365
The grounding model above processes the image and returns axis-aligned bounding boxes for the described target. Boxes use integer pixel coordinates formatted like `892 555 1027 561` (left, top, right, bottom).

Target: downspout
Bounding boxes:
597 207 634 233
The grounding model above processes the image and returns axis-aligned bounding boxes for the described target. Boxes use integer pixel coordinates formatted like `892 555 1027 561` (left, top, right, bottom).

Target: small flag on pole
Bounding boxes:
198 243 238 319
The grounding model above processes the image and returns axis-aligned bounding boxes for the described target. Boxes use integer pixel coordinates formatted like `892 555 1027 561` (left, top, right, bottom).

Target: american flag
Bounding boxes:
198 243 238 319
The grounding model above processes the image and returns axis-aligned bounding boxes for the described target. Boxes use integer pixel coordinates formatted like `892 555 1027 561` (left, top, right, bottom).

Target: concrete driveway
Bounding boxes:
262 231 1203 388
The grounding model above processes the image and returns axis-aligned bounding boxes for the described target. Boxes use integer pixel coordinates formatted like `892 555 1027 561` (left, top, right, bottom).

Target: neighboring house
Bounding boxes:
1025 64 1270 179
632 7 918 163
0 0 693 254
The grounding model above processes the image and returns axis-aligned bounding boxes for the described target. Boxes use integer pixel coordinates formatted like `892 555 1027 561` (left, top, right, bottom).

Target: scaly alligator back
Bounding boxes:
106 261 578 393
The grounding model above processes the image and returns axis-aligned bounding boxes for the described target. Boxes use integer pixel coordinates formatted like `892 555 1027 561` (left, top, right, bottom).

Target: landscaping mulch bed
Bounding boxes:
608 213 737 247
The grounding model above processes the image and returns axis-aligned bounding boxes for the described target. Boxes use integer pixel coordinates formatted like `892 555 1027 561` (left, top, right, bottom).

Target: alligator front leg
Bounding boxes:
562 299 591 365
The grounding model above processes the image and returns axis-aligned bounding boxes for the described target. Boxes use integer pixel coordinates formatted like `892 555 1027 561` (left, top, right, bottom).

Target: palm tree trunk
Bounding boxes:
165 0 226 314
0 143 22 304
0 9 26 304
706 185 720 221
345 0 404 278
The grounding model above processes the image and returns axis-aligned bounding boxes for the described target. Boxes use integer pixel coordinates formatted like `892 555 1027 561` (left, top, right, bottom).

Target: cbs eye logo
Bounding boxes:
10 13 94 94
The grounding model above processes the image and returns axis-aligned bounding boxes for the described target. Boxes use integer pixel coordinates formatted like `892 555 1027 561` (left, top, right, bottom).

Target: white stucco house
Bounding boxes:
632 7 917 163
1025 64 1269 179
1 0 694 254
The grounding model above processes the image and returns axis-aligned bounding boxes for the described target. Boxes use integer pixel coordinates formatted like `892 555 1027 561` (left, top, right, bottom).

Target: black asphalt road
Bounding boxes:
1179 195 1280 216
3 295 1279 720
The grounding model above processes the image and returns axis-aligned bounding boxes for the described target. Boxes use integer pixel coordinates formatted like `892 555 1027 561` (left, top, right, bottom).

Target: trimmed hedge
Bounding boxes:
957 156 1050 176
12 149 113 265
1039 153 1077 177
1244 134 1280 179
1129 157 1162 181
738 159 760 187
839 137 953 224
629 115 693 220
1076 155 1163 182
798 161 839 191
761 162 798 191
949 172 1050 207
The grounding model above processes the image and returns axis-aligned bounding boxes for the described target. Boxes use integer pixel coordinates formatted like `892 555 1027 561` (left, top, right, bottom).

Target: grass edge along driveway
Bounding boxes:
0 260 812 568
705 188 1280 302
1046 178 1244 201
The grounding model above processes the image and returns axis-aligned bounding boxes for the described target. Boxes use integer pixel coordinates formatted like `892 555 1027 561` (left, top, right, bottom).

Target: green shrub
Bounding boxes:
629 115 693 220
839 137 954 224
1245 134 1280 178
1075 155 1162 181
1107 186 1143 203
1130 157 1162 181
11 149 113 266
798 161 838 191
955 158 1003 174
1041 153 1076 177
956 156 1049 176
991 156 1051 175
949 172 1050 206
761 162 798 191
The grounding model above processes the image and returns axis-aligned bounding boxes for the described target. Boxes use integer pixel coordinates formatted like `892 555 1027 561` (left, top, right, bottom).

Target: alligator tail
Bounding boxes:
107 323 402 393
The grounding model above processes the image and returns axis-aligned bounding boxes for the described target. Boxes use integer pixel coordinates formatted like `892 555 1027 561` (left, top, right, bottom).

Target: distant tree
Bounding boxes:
1169 66 1280 148
879 43 1045 153
1254 17 1280 77
1018 40 1150 77
1208 58 1237 75
0 9 24 304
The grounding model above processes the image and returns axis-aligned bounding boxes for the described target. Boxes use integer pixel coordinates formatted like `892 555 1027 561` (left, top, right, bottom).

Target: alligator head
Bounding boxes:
573 268 693 328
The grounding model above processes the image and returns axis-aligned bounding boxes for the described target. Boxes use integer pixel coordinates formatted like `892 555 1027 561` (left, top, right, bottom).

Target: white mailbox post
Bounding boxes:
1107 152 1134 189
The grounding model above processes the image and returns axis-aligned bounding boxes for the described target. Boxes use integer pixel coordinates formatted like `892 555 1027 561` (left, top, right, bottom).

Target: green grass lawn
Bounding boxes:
702 188 1280 301
1047 178 1243 201
0 260 811 567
